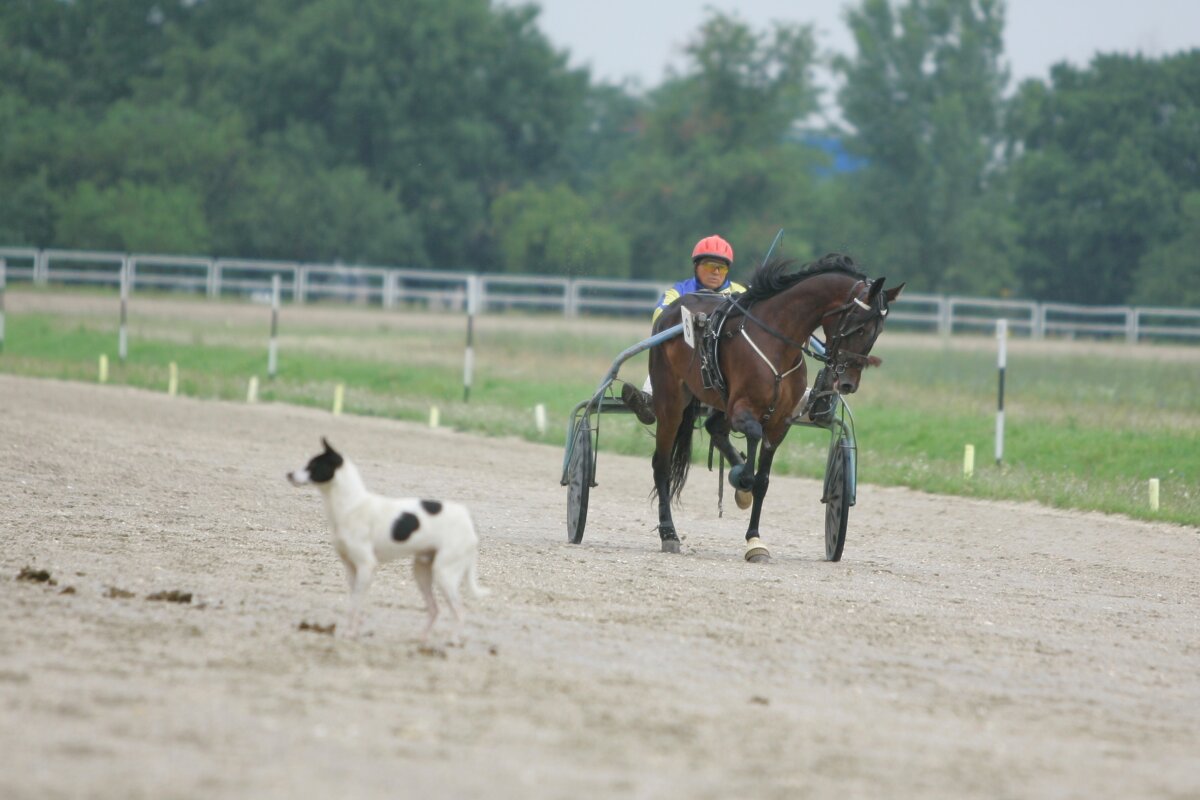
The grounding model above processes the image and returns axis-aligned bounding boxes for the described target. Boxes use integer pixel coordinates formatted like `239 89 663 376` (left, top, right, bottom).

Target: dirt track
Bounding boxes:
1 373 1197 799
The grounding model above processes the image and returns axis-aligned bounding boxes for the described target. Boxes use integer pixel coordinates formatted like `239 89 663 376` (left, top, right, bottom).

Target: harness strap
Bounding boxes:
738 327 805 423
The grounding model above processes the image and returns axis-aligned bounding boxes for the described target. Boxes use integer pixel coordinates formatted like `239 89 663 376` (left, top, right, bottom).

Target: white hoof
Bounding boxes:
744 537 770 563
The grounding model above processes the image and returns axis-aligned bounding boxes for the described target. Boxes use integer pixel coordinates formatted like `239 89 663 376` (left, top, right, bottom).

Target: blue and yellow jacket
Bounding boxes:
652 276 747 324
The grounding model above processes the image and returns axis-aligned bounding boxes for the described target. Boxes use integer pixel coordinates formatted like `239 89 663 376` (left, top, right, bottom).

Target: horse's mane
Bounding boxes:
741 252 867 304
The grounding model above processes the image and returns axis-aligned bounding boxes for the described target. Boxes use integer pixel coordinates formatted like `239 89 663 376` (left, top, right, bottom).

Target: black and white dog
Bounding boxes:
287 439 487 641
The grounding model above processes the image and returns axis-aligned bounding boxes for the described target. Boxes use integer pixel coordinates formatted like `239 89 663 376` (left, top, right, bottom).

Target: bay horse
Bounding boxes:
645 253 903 560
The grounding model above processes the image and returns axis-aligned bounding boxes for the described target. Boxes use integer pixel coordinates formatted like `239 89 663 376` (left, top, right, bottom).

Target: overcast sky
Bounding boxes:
526 0 1200 95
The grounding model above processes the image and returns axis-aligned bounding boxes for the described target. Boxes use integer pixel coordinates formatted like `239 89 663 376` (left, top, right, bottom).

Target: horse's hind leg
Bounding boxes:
651 452 679 553
651 396 692 554
706 412 754 510
704 412 744 466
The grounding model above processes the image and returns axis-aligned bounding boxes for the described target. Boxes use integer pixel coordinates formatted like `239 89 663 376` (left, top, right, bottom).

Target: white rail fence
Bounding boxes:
2 246 1198 343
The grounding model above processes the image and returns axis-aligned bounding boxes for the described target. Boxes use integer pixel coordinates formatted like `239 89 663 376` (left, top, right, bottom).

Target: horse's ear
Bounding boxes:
885 282 905 303
866 277 886 303
322 437 338 455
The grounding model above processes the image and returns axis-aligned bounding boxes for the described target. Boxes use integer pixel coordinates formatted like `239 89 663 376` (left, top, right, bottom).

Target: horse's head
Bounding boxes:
820 277 904 395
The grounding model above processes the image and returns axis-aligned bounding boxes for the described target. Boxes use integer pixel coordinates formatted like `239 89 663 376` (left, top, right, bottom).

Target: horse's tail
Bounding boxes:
667 400 698 503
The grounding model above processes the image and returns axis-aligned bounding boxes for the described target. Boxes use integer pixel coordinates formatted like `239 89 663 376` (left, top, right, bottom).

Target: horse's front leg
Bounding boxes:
743 446 777 563
727 408 762 494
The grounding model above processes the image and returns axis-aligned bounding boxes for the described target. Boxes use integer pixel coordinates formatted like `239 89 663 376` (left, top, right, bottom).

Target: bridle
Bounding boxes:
814 279 890 375
717 277 888 422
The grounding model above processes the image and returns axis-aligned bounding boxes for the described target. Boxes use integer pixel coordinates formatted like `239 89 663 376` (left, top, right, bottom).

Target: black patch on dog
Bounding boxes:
420 500 443 515
392 512 420 542
305 441 344 484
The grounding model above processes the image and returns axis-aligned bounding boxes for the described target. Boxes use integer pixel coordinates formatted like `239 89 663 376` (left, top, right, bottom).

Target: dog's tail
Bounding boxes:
467 549 490 598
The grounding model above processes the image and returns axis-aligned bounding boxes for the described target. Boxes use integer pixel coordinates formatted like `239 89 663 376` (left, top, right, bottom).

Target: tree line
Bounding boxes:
1 0 1197 306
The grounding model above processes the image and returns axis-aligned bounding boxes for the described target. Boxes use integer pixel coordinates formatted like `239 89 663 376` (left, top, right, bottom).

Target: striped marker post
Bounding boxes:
268 274 280 379
168 362 178 396
995 318 1007 465
462 276 478 403
118 257 130 363
0 257 7 353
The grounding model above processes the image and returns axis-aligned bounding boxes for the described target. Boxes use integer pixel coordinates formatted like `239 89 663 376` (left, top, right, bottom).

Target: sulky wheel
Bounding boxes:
822 436 852 562
566 420 594 544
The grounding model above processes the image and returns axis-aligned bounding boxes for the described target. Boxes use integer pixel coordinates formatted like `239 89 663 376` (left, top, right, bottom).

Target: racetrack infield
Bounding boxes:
2 373 1197 799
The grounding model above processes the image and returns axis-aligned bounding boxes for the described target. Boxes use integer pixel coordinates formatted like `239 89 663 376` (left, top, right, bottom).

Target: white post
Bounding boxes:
535 403 547 434
996 319 1007 465
1148 478 1160 511
0 257 6 353
118 256 129 363
268 274 280 379
247 375 259 403
168 362 178 396
332 383 344 416
963 444 975 478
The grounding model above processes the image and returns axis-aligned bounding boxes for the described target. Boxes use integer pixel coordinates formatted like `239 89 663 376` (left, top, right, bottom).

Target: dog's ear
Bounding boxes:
319 437 343 469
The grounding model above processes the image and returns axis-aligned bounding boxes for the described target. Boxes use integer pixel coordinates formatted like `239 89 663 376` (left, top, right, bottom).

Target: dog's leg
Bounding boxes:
413 553 438 642
345 559 375 638
432 554 467 644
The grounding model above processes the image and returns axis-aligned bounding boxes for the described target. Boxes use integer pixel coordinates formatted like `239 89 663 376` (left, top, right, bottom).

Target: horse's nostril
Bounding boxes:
838 382 855 394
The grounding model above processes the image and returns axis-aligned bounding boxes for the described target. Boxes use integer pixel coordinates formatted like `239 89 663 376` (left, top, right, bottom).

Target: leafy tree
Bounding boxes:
1007 52 1200 304
165 0 588 269
596 11 824 280
1130 192 1200 308
55 180 211 253
490 184 630 277
834 0 1013 295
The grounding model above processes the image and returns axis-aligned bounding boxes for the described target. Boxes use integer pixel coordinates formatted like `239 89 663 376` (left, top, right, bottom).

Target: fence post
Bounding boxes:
1125 307 1138 344
566 278 578 318
295 265 307 305
938 297 952 338
383 271 397 309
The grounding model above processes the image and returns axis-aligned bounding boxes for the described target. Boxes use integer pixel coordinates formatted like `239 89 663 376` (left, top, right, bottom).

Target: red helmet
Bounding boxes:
692 235 733 265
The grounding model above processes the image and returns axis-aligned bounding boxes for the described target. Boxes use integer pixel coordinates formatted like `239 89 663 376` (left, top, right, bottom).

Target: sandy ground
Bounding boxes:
1 373 1198 799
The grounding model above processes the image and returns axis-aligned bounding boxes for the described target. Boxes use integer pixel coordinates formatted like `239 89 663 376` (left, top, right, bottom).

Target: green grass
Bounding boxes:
2 291 1198 527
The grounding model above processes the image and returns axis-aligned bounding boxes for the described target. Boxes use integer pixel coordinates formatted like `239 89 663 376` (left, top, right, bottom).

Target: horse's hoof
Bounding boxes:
661 538 681 554
744 537 770 563
734 489 753 510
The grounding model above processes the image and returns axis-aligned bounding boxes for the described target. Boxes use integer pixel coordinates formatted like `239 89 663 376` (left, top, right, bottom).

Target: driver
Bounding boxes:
622 234 746 424
651 234 746 324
